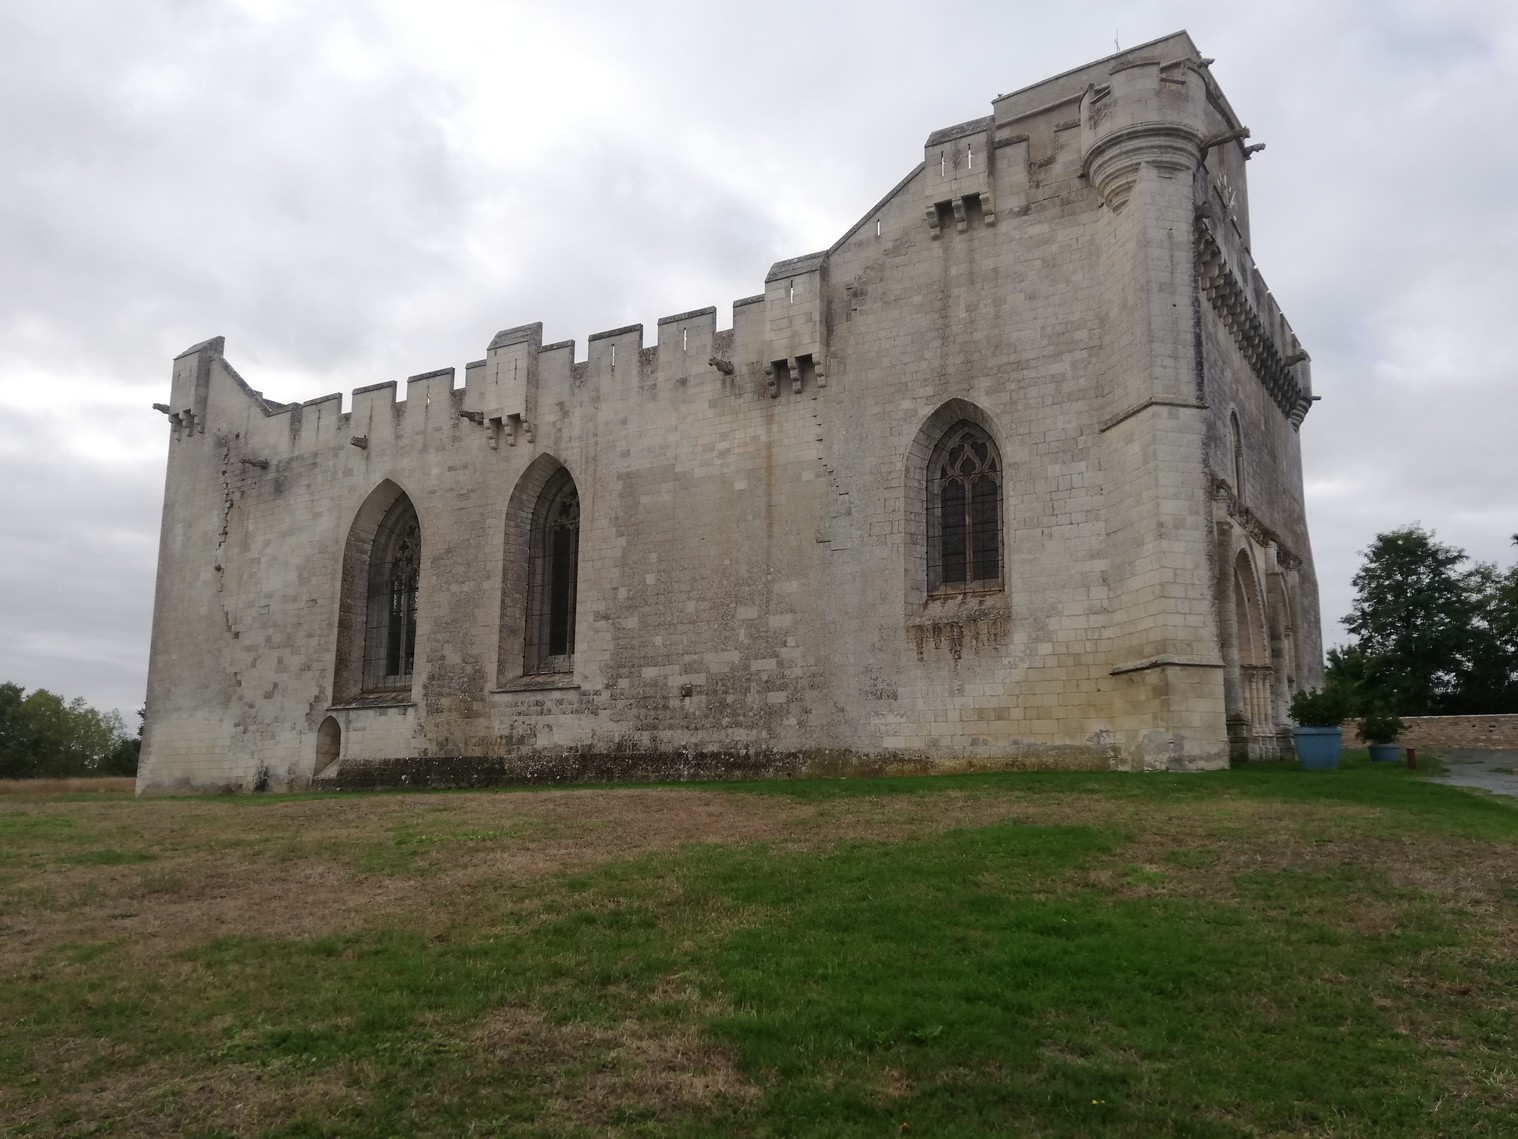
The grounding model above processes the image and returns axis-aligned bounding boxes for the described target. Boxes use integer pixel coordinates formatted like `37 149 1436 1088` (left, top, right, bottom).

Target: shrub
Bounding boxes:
1357 709 1405 746
1290 686 1354 727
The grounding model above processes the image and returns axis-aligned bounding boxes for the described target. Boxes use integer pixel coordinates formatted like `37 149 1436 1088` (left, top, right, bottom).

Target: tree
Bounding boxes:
1452 560 1518 714
0 683 25 777
0 684 133 779
100 706 144 777
1338 526 1518 716
1323 644 1373 711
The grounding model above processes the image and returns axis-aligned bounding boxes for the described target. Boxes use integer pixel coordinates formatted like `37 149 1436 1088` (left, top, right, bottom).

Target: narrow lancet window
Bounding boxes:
1230 411 1246 502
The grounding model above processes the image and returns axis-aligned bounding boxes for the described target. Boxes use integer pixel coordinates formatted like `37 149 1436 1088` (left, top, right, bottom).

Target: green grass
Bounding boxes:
2 759 1516 1135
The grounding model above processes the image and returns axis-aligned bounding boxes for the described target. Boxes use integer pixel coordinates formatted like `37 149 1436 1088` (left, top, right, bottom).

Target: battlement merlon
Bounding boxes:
167 335 294 437
655 307 718 369
762 252 828 394
923 116 996 235
465 322 542 442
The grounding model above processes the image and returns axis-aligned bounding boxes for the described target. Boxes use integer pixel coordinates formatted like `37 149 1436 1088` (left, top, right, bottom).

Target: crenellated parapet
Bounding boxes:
1080 55 1210 211
161 247 838 456
1196 216 1313 427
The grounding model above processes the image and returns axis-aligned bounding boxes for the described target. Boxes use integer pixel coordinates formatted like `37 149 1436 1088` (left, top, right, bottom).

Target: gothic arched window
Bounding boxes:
927 422 1003 593
525 469 580 674
363 496 420 690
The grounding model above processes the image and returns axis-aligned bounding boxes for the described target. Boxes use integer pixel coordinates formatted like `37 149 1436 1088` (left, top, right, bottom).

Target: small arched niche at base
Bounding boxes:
315 716 342 777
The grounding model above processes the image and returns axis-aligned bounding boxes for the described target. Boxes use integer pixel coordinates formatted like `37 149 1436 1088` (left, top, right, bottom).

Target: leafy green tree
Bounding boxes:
1452 560 1518 714
1322 644 1374 713
1340 526 1518 716
100 706 144 776
0 684 132 778
1344 527 1476 714
0 683 25 777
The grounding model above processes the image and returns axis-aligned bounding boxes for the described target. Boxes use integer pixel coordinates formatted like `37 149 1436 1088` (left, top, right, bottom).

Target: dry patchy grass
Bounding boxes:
3 770 1517 1136
0 777 135 796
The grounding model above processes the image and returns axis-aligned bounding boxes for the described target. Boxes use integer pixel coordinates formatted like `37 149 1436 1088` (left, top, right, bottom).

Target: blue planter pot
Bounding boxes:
1367 743 1401 763
1292 726 1342 771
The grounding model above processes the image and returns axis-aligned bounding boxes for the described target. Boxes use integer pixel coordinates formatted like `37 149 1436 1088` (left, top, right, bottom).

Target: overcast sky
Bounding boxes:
2 0 1515 718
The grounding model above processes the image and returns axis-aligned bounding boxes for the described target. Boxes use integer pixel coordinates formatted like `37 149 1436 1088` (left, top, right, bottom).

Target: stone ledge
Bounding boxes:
495 676 581 694
329 696 414 711
1110 655 1224 676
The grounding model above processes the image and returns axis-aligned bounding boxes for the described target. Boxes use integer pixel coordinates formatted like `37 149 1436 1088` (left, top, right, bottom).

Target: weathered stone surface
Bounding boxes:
138 31 1321 793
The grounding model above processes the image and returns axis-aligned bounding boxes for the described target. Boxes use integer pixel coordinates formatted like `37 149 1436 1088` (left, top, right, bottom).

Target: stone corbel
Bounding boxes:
764 360 792 399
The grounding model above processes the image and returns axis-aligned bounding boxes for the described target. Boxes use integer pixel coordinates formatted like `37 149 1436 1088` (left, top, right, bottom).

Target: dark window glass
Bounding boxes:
972 474 999 581
927 423 1002 593
940 478 967 584
1230 412 1246 501
364 497 420 691
548 516 575 656
526 471 579 673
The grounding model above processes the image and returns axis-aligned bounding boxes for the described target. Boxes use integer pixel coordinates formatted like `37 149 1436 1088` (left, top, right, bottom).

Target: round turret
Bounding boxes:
1081 58 1209 210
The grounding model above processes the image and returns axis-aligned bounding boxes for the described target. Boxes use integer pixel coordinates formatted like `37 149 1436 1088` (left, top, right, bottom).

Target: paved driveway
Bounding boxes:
1429 749 1518 798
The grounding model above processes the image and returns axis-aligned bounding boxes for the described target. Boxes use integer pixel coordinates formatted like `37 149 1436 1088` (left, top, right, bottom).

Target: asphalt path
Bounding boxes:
1427 749 1518 798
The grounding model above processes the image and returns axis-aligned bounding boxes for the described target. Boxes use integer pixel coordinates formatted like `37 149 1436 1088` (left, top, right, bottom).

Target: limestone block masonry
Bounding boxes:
138 30 1323 793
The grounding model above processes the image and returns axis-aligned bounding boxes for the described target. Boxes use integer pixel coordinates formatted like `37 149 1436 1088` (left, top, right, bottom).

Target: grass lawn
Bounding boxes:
2 755 1516 1136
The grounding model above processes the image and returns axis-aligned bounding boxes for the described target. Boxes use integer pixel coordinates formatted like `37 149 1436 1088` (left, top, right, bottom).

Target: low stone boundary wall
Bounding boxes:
1342 715 1518 750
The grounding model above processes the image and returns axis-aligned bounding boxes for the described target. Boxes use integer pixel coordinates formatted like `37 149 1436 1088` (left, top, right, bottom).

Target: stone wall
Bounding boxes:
1343 716 1518 751
138 31 1323 792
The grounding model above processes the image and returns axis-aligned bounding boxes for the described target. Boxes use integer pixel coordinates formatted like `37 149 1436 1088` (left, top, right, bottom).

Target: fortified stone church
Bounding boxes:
139 31 1323 792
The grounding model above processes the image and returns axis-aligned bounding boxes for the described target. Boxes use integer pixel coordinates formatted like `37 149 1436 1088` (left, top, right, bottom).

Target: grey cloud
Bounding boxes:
3 0 1517 715
0 0 468 383
0 408 160 714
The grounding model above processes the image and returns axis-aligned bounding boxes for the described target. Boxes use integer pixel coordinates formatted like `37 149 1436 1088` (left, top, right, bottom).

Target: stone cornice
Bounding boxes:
1196 217 1312 429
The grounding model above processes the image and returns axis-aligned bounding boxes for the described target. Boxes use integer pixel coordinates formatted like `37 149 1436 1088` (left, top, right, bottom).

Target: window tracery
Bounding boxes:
363 496 420 690
927 422 1002 593
525 470 579 674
